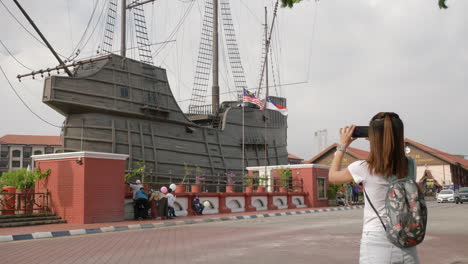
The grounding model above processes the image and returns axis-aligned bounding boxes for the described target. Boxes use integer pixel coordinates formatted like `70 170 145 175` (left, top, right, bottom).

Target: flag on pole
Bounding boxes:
243 88 264 108
266 98 288 116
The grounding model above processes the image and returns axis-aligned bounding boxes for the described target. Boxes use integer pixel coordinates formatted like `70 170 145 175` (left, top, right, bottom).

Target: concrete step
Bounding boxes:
0 219 67 228
0 216 62 224
0 213 53 220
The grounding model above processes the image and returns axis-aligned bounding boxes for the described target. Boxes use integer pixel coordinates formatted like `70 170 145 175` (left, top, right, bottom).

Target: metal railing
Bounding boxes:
0 191 49 215
130 172 304 193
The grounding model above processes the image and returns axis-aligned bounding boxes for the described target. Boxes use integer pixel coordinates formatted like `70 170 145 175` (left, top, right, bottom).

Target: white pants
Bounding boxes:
360 231 419 264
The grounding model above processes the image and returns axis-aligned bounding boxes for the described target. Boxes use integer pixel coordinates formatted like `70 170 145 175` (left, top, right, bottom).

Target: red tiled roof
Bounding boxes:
405 138 468 169
305 143 369 164
0 135 61 146
288 153 303 160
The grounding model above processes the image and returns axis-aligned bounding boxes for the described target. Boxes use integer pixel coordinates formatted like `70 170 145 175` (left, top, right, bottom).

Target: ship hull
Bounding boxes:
43 55 288 182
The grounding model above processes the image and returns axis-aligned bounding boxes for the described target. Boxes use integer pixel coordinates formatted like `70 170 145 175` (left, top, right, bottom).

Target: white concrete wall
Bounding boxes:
226 196 245 213
292 196 306 208
273 195 288 209
252 196 268 211
174 197 188 216
200 197 219 215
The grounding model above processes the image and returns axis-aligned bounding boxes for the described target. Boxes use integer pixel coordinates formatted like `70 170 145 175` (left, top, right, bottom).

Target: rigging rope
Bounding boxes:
152 1 195 58
0 39 34 71
306 0 319 81
67 0 103 60
0 63 61 128
0 0 67 59
66 0 74 51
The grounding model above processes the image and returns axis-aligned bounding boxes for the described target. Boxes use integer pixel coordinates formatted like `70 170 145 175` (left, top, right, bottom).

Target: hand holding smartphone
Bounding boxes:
352 126 369 138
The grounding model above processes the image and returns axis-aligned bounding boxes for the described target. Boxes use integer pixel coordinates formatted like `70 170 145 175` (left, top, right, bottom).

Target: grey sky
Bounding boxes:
0 0 467 160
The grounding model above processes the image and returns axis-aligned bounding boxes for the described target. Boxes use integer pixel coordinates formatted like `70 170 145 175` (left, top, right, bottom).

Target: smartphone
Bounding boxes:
352 126 369 138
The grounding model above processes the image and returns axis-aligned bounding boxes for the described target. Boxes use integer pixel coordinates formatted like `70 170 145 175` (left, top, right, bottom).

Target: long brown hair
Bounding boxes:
367 112 407 179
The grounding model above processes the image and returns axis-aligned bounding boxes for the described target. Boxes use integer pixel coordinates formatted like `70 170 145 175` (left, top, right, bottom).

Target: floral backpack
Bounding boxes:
364 157 428 248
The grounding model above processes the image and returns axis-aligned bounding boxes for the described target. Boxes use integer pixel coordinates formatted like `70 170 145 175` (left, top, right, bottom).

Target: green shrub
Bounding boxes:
327 183 342 200
0 168 51 191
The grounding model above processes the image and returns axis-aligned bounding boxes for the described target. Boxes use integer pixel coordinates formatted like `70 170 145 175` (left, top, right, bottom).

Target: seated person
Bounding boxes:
192 194 204 215
134 187 149 219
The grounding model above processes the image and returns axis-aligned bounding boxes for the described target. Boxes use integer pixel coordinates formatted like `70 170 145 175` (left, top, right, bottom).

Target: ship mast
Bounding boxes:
121 0 156 58
211 0 220 114
121 0 127 57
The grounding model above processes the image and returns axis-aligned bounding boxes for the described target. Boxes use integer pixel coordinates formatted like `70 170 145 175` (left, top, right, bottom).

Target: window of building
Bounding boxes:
12 150 21 158
45 147 53 154
119 86 129 98
0 151 8 158
34 150 43 155
12 160 21 168
317 177 327 200
0 160 8 168
23 161 30 168
146 91 157 104
23 147 32 158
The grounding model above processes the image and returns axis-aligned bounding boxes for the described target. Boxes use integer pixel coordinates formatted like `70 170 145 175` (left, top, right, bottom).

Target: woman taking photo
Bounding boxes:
329 112 419 264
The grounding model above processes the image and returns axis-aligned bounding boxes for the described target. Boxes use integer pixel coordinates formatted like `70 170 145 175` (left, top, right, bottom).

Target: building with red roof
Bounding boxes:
287 153 304 164
304 143 369 168
303 140 467 190
404 138 467 189
0 134 62 176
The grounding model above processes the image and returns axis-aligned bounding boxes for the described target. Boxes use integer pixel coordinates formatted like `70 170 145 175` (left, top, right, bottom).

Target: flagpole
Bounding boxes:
264 6 269 190
242 97 245 179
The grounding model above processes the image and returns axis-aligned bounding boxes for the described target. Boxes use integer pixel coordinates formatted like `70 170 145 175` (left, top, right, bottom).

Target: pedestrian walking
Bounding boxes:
328 112 421 263
346 182 353 205
353 183 360 203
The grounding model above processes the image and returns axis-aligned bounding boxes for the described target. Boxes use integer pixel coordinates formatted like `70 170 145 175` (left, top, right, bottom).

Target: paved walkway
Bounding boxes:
0 205 363 242
0 202 466 264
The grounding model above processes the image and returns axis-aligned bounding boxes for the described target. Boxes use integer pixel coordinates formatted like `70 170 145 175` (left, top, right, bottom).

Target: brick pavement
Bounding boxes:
0 205 363 242
0 202 466 264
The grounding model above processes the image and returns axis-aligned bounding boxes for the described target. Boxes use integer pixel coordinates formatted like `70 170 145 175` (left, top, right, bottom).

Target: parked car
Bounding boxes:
437 189 459 203
456 187 468 204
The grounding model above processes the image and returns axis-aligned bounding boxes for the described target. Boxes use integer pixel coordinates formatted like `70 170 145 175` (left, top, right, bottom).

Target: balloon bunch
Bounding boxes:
160 183 177 194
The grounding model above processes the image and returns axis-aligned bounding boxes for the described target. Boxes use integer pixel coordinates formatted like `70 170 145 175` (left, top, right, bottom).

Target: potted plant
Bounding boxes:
0 168 50 214
243 174 254 193
177 163 191 193
279 168 292 193
124 161 146 198
225 172 236 193
191 167 205 193
257 173 267 193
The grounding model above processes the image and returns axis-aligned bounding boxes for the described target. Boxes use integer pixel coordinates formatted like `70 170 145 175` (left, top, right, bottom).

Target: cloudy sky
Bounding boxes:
0 0 467 160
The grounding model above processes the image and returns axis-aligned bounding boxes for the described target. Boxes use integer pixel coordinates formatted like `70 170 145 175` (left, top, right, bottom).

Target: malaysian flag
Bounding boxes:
243 88 264 108
266 98 288 116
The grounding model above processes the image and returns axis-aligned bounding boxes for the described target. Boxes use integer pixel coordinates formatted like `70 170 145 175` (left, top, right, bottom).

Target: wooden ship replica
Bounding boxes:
16 0 288 186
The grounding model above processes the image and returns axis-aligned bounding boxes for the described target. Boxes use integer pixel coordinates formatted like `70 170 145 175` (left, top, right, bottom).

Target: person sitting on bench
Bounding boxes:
192 194 204 215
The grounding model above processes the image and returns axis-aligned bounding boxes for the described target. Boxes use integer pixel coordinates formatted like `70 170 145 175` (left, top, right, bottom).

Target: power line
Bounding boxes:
0 63 62 128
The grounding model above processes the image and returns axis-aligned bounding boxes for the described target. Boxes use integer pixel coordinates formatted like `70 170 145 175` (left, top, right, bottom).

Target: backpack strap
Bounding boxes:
407 157 415 180
363 188 387 231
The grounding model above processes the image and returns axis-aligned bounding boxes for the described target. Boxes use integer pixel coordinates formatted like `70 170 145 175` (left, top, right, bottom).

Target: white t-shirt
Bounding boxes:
348 160 389 232
166 193 176 207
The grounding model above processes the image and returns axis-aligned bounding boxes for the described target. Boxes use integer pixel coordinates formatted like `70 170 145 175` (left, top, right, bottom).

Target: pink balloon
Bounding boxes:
160 186 168 194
